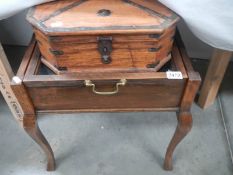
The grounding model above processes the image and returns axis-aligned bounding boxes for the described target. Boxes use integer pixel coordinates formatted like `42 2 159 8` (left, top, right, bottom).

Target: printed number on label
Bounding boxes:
166 71 183 79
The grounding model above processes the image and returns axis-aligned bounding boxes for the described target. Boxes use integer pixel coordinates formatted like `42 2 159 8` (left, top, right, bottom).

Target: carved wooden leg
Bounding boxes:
0 43 24 123
11 66 55 171
163 31 200 171
23 116 55 171
164 111 192 170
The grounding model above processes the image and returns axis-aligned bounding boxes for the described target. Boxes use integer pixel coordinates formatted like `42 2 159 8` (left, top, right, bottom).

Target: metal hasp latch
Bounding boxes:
97 36 113 64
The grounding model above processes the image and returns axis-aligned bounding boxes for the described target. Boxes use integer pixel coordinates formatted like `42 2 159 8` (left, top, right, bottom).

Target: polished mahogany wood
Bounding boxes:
23 115 55 171
10 85 56 171
27 0 178 35
12 33 200 171
164 32 201 170
27 0 179 73
164 111 192 170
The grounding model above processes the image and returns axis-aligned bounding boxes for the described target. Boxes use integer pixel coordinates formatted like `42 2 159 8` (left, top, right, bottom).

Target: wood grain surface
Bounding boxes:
27 0 179 73
13 33 201 171
27 0 179 35
19 39 188 112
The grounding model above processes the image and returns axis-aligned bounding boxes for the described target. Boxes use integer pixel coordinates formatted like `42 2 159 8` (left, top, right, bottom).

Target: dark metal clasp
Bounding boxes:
146 60 160 68
49 48 64 56
148 46 162 52
149 34 162 39
97 36 113 64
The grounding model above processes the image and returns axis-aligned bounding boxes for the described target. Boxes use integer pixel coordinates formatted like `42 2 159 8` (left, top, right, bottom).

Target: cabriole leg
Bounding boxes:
164 111 192 170
23 116 55 171
11 76 55 171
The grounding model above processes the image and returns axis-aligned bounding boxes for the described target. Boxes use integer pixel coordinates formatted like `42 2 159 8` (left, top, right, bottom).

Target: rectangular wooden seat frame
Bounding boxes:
11 32 201 171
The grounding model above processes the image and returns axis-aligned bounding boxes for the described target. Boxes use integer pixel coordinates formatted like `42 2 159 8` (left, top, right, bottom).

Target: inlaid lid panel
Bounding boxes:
27 0 179 35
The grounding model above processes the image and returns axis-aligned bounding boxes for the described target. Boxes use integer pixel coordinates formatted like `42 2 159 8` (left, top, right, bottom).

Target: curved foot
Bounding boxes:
24 118 56 171
164 111 192 171
47 157 56 171
164 158 173 171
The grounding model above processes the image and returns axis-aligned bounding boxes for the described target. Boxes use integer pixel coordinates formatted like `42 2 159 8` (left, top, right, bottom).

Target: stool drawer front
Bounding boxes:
28 80 185 111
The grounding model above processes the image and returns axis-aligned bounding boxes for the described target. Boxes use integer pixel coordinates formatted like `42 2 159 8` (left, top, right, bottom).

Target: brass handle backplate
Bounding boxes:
84 79 127 95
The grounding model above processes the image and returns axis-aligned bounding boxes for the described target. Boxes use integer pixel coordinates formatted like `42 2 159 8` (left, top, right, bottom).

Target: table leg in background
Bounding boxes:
0 43 24 124
198 49 232 109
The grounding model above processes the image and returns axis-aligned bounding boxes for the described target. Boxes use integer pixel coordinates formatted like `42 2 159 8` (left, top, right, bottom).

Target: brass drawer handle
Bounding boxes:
84 79 127 95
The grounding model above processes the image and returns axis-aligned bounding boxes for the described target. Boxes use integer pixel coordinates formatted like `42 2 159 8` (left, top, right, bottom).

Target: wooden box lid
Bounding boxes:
27 0 179 36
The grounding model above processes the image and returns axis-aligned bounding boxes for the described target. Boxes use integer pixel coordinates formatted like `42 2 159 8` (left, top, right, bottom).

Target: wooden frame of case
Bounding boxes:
11 32 201 171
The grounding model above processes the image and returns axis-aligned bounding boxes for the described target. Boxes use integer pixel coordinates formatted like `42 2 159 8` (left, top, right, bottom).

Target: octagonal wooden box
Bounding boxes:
27 0 179 74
